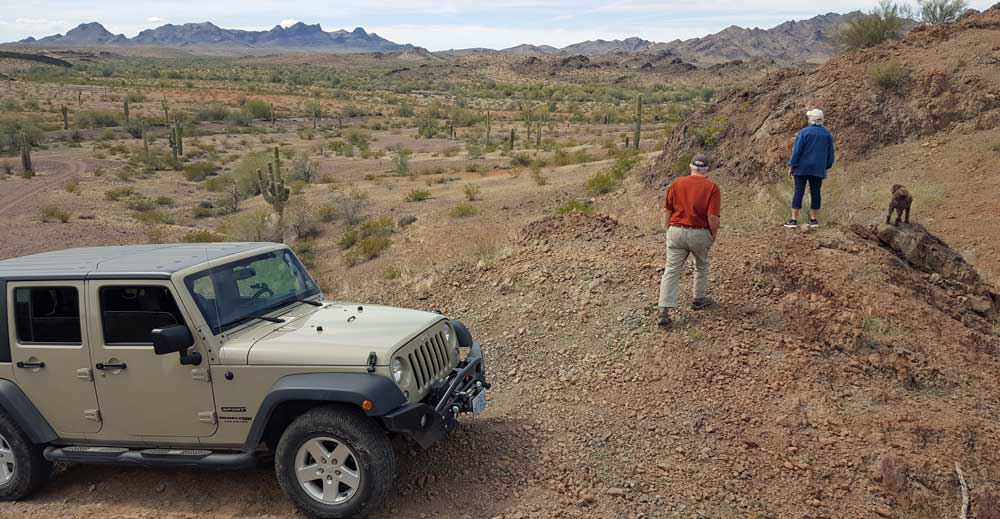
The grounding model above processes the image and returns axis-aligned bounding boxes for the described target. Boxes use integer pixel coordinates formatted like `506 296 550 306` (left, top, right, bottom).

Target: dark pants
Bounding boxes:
792 176 823 210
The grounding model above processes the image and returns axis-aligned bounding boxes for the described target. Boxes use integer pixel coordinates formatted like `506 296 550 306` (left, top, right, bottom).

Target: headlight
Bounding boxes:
391 357 407 384
445 323 459 356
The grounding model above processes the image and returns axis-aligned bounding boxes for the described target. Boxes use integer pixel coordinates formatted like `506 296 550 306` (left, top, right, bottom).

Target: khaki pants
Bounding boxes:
658 226 713 308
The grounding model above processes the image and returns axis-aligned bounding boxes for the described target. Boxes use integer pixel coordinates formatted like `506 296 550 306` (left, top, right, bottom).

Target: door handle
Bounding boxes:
95 362 127 370
15 361 45 369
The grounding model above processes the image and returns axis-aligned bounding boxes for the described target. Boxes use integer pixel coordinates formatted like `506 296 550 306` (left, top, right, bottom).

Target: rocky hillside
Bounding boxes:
14 22 410 53
651 6 1000 184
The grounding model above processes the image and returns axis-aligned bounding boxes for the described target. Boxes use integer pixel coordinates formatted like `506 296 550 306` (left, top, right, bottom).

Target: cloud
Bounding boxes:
147 16 163 23
279 19 298 28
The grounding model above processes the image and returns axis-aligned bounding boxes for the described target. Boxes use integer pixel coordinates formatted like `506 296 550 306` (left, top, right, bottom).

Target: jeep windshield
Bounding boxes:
184 248 321 334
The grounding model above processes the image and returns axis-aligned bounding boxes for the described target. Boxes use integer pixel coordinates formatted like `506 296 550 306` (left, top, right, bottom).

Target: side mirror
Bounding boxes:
151 325 202 366
152 325 194 355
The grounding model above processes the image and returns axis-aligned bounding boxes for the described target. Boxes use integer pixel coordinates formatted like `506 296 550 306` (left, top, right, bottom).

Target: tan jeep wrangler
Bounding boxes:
0 243 489 518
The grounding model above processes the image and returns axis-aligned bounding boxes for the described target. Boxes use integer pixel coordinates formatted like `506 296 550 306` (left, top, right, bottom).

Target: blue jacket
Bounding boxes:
788 125 835 178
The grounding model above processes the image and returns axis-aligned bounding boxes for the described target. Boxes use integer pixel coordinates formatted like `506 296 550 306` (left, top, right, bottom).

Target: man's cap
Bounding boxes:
806 108 824 120
690 154 710 168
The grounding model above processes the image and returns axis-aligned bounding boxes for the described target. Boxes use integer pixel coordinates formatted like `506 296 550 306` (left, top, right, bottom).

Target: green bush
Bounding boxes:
76 110 121 128
346 236 391 265
837 1 910 50
359 216 395 239
585 171 618 196
870 60 908 90
918 0 968 23
105 186 136 201
449 203 479 218
40 206 71 223
133 209 174 225
125 194 156 212
693 119 726 148
558 198 594 215
0 119 43 153
196 104 231 122
338 229 359 250
242 99 273 120
404 189 432 202
224 111 254 127
223 209 277 242
183 161 219 182
464 184 481 201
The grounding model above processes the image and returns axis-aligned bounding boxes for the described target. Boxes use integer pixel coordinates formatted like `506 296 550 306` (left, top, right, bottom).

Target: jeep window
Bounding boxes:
184 249 320 334
13 287 82 344
99 286 186 345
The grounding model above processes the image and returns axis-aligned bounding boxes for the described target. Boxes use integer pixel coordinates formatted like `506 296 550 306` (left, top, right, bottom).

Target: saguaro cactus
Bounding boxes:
508 128 516 151
257 161 290 219
19 133 32 175
141 121 150 162
77 89 82 107
61 105 69 130
633 94 642 151
536 122 542 149
161 98 169 123
485 111 491 146
174 122 183 157
123 97 130 124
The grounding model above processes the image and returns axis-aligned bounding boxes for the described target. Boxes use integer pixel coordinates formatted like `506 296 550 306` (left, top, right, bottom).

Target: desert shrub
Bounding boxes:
331 189 369 225
1 162 13 175
291 240 317 267
345 128 370 150
558 198 594 215
125 195 156 212
585 171 618 196
398 215 417 227
382 265 402 280
182 161 218 182
837 0 910 50
290 153 317 183
338 229 359 250
918 0 968 23
466 143 484 159
196 104 231 122
393 151 409 176
359 216 395 239
345 236 390 266
609 150 640 178
530 167 548 186
992 142 1000 153
223 209 278 242
155 196 175 206
464 184 481 201
510 153 532 167
449 203 479 218
231 151 272 196
670 153 695 176
318 204 337 222
193 206 214 218
63 177 80 194
40 206 70 223
404 189 432 202
285 202 322 239
870 60 908 90
0 118 43 153
182 230 225 243
105 186 136 201
125 92 147 103
242 99 273 120
126 119 145 139
76 110 120 128
133 209 174 225
224 111 254 127
693 119 726 148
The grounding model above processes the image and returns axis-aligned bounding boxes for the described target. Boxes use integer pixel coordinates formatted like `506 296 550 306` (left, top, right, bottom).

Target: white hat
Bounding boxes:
806 109 824 124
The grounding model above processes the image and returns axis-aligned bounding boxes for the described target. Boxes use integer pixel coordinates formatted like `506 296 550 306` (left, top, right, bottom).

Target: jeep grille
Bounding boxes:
408 329 451 393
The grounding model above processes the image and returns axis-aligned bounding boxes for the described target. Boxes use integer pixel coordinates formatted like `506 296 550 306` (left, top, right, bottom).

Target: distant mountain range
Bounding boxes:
11 12 858 64
14 21 410 53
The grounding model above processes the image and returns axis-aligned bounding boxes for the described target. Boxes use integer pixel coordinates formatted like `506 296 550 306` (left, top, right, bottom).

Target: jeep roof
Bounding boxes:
0 243 274 281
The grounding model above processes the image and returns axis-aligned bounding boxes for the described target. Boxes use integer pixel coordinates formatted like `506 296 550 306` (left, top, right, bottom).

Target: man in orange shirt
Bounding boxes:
658 154 721 328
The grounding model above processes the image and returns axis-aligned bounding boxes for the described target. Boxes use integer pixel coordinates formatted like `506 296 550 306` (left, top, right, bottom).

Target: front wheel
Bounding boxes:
275 405 396 519
0 411 51 501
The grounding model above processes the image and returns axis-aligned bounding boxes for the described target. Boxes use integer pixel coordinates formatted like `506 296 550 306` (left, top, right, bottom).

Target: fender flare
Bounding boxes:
242 372 406 451
0 379 58 444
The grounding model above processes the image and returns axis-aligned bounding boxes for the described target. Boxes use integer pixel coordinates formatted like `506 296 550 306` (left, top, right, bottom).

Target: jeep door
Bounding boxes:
7 281 102 435
85 280 217 439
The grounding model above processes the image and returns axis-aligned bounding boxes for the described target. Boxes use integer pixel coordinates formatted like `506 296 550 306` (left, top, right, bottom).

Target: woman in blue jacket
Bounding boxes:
784 109 835 229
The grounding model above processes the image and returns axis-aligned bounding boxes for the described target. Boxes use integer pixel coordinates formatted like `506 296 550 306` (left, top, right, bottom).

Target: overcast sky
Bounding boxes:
1 1 994 51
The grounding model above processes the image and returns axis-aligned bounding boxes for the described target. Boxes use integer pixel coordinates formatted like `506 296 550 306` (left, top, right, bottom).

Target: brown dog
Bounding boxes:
887 184 912 225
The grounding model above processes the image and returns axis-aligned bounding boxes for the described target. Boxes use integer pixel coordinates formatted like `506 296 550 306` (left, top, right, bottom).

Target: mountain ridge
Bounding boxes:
12 12 858 63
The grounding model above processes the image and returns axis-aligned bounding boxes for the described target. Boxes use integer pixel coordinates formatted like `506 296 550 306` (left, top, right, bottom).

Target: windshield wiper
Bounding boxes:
297 298 323 307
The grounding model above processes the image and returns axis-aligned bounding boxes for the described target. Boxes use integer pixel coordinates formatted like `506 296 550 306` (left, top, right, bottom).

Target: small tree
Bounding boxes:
918 0 968 23
393 150 409 176
837 0 911 50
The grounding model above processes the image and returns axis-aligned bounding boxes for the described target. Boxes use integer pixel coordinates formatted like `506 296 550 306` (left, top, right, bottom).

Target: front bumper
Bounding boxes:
380 341 489 448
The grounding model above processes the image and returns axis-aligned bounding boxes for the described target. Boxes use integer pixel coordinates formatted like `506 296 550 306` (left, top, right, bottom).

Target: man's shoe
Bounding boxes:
657 308 672 328
807 219 820 228
783 219 799 228
691 297 715 310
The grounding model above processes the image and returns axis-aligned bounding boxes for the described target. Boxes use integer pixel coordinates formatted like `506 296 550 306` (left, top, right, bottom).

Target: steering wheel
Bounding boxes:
250 283 274 302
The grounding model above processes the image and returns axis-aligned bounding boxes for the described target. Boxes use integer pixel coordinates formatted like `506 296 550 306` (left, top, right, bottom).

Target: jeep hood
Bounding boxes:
246 303 444 366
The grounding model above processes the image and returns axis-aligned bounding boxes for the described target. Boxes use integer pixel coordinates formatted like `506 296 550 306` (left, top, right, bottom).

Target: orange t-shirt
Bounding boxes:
664 175 721 228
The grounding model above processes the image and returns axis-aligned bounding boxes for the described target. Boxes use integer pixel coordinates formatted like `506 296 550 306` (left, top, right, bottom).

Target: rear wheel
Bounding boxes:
0 411 51 501
275 405 396 519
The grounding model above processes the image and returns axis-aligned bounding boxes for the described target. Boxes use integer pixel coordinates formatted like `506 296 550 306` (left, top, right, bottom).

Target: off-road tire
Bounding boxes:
275 404 396 519
0 410 52 501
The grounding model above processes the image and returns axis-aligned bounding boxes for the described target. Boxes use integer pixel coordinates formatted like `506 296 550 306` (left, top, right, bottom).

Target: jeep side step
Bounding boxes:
44 446 255 470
